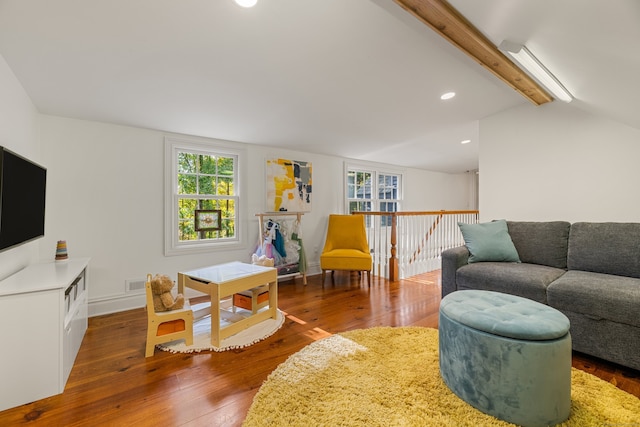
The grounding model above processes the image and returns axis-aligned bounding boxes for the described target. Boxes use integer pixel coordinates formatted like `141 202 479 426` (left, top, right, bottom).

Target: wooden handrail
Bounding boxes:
353 210 478 216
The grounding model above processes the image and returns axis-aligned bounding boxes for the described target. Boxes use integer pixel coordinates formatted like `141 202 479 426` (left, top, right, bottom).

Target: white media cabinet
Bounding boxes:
0 257 90 411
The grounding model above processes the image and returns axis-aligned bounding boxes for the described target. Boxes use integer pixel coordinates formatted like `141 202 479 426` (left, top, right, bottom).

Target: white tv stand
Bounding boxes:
0 257 90 411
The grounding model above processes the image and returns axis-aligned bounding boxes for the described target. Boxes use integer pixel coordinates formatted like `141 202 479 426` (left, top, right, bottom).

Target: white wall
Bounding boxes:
39 115 470 315
0 54 42 280
403 168 473 211
479 102 640 223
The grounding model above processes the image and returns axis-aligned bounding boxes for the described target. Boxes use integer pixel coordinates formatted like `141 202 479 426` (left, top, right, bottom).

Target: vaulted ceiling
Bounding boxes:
0 0 638 173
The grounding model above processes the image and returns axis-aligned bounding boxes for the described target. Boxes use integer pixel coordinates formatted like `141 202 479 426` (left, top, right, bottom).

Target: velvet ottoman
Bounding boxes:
439 290 571 427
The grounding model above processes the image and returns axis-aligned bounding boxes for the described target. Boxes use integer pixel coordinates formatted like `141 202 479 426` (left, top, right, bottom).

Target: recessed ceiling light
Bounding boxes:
440 92 456 100
461 139 471 144
234 0 258 7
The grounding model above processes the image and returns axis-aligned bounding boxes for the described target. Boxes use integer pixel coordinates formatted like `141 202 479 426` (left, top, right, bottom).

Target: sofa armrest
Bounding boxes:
441 246 470 299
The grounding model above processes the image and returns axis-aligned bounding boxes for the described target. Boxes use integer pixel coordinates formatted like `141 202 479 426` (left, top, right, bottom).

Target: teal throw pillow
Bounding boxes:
458 220 521 263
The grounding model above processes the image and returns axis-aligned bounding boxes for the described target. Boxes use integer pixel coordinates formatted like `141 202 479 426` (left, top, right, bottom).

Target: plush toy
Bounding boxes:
251 253 275 267
150 274 185 312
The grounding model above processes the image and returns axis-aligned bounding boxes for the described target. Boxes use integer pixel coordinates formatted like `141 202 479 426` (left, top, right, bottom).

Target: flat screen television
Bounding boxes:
0 146 47 252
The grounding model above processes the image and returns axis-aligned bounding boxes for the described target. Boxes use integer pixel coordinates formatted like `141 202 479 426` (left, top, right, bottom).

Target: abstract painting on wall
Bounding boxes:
266 158 312 212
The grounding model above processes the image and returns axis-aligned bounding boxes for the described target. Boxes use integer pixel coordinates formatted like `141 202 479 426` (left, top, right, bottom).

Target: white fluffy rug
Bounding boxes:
158 308 284 353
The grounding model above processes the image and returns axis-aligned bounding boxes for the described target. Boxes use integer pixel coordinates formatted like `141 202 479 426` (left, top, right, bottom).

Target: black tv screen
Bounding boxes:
0 147 47 252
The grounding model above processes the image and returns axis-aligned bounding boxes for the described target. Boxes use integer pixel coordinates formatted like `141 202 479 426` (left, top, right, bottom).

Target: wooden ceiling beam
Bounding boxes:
394 0 553 105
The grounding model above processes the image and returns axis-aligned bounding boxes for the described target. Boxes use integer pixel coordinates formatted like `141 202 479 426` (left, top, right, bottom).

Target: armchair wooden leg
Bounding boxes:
322 270 326 283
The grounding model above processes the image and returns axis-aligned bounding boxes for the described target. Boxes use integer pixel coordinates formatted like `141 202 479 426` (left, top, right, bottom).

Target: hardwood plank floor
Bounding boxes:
1 271 638 426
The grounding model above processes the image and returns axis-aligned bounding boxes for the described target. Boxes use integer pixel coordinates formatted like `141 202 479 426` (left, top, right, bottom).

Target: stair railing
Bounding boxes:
352 210 479 281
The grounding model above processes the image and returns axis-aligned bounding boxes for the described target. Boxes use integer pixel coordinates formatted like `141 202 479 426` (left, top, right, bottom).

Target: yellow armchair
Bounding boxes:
320 214 372 284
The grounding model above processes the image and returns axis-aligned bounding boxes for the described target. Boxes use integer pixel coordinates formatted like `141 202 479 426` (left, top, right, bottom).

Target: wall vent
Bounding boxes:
126 279 146 293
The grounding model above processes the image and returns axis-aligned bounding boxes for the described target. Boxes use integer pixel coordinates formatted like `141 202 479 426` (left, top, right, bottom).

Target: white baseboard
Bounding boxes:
89 293 145 317
307 262 321 276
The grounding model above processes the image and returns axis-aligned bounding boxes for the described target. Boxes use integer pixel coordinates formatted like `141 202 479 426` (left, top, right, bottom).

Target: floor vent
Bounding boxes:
126 279 146 293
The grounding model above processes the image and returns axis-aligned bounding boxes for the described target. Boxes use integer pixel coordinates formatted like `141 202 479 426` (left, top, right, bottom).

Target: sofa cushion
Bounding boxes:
456 262 566 304
507 221 570 269
547 270 640 328
458 220 520 263
567 222 640 278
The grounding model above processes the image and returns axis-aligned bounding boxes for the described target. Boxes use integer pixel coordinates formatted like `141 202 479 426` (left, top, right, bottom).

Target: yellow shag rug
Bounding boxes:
243 326 640 426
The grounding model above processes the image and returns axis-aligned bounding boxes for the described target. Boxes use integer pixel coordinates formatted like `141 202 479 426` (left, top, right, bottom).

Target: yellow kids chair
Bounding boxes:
145 274 193 357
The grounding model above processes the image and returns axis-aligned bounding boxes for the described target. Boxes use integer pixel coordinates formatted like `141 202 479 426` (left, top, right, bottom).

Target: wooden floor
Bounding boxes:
2 271 638 426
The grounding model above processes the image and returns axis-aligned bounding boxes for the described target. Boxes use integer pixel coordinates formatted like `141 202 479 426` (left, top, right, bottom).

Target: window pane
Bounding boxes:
380 201 397 212
178 152 198 174
199 154 217 174
220 219 235 237
377 174 392 200
218 156 234 175
200 230 219 239
218 177 234 196
349 200 371 213
220 199 235 217
348 171 356 198
178 174 197 195
356 172 372 199
363 179 371 199
199 175 215 195
178 199 195 240
178 198 236 241
378 174 399 200
199 199 217 210
179 199 197 219
179 219 196 240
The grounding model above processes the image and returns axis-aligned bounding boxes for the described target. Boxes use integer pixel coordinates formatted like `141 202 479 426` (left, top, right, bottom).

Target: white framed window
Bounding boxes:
164 136 246 256
345 163 402 223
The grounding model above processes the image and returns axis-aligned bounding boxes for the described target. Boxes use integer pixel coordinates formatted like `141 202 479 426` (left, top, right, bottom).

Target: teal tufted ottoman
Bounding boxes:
439 290 571 427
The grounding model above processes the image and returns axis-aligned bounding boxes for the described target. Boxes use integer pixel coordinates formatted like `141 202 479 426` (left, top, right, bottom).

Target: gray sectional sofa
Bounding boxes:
442 221 640 371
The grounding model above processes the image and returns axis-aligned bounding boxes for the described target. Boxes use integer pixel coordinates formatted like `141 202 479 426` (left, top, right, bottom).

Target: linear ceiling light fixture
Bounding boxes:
499 41 573 103
234 0 257 7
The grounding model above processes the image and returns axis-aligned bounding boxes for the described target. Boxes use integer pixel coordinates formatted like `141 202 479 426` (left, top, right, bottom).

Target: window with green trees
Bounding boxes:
165 137 243 255
177 151 237 241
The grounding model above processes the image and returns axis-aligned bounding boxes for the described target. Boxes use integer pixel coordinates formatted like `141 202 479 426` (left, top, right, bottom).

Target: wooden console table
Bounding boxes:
177 262 277 347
